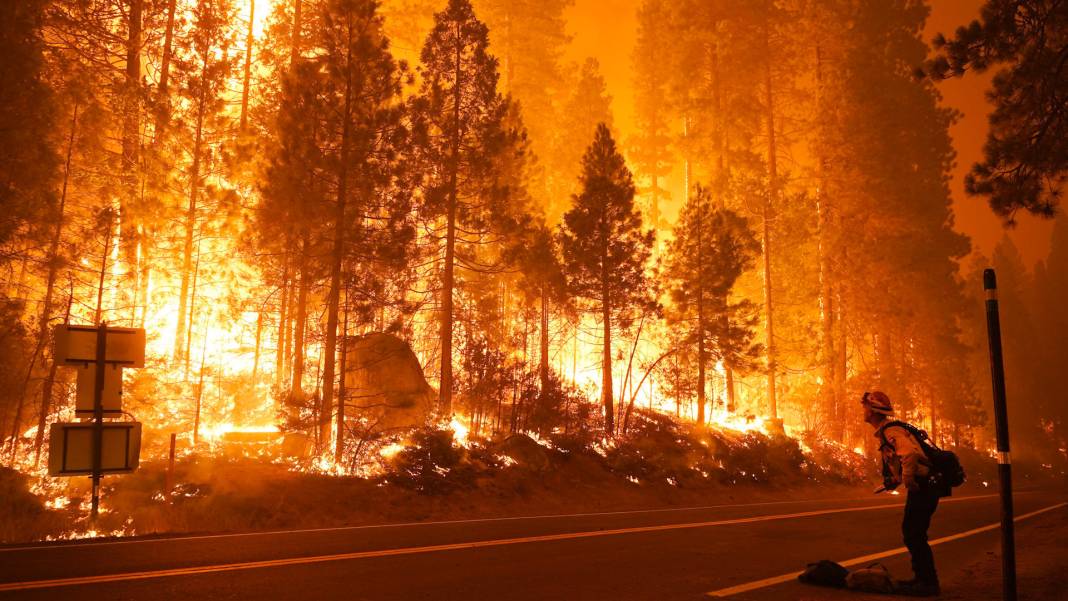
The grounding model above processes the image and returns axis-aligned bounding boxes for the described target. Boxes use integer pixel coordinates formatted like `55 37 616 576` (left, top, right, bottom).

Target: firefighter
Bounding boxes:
862 391 941 597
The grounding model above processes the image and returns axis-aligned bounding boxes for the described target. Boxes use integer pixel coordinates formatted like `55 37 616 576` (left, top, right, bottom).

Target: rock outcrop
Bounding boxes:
344 333 435 431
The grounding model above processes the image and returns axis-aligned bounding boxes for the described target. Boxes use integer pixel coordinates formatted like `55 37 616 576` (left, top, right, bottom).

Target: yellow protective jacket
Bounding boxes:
875 422 932 490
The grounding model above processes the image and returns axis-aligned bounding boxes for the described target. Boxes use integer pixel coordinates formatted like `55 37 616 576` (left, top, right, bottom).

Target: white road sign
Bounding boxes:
48 422 142 476
54 324 145 367
75 364 123 415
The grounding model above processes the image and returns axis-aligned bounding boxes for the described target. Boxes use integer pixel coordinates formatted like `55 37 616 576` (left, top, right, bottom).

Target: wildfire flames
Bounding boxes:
7 0 1052 549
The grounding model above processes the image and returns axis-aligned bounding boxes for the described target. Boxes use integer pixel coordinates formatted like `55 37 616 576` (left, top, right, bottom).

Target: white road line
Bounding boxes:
4 493 997 553
706 501 1068 598
0 494 1005 592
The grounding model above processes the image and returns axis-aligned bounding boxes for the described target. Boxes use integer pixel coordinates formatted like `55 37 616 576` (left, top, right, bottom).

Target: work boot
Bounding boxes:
896 579 941 597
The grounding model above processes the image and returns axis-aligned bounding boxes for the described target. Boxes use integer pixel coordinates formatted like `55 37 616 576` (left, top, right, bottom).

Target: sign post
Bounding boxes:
91 323 107 519
983 269 1016 601
49 322 145 520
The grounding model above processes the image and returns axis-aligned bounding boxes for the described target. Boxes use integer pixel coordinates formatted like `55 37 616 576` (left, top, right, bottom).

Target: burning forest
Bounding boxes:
1 0 1067 571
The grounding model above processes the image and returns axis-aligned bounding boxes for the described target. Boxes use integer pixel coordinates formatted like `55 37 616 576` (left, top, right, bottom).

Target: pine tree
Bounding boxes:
258 0 414 455
664 183 760 425
0 0 57 253
259 58 330 405
991 236 1048 456
1034 216 1068 454
314 0 411 457
630 0 673 253
473 0 571 207
252 0 313 396
928 0 1068 221
560 124 654 435
416 0 531 417
0 0 59 462
509 224 567 408
817 0 970 444
549 58 613 221
44 0 163 320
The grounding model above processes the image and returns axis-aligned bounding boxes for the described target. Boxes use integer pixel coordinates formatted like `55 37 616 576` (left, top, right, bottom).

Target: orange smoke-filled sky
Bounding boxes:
563 0 1055 268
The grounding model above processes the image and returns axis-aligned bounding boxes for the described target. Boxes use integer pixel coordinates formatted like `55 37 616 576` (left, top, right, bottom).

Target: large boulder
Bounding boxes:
343 333 435 431
495 434 552 472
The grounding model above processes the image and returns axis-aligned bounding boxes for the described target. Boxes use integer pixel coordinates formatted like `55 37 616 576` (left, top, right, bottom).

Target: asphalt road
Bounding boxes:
0 490 1064 600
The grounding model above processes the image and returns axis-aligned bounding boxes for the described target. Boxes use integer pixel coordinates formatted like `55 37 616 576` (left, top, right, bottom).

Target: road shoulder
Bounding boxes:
776 502 1068 601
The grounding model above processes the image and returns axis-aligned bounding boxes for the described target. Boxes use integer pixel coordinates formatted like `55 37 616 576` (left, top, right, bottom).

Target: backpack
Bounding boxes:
846 563 896 594
798 559 849 588
880 420 966 493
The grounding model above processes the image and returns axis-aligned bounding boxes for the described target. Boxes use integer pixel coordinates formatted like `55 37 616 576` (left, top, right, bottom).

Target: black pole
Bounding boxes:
983 269 1016 601
91 322 108 520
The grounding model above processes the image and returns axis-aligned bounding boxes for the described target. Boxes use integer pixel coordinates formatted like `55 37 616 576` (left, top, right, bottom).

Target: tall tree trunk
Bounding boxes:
761 24 779 423
683 116 691 201
335 286 348 463
696 197 707 426
175 54 209 360
619 316 647 431
30 104 79 465
710 43 734 419
320 28 353 453
712 34 724 176
291 233 310 399
137 0 175 330
284 269 295 377
184 241 202 379
121 0 142 305
601 229 614 435
439 34 462 418
95 213 113 325
193 335 208 444
814 43 837 429
274 257 289 389
650 174 659 256
725 367 736 413
34 285 73 467
833 291 848 441
289 0 302 67
155 0 176 135
539 287 549 397
240 0 254 130
251 311 263 384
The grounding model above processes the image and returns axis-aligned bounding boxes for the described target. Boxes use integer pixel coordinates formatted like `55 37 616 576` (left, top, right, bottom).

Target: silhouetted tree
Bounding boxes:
664 183 760 425
416 0 530 416
928 0 1068 221
560 124 654 435
0 0 58 254
630 0 674 253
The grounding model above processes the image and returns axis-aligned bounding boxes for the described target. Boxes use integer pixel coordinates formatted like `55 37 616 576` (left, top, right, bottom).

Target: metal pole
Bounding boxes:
983 269 1016 601
91 322 107 520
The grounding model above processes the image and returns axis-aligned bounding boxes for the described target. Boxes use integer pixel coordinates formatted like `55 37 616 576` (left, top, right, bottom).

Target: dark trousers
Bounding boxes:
903 488 940 584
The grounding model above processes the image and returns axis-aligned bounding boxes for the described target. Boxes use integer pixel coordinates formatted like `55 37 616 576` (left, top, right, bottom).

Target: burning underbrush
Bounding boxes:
1 410 869 543
3 410 1053 545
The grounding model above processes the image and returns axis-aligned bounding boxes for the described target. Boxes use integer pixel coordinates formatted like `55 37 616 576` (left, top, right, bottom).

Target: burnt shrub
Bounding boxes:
607 411 709 485
801 440 870 484
0 467 69 542
382 428 503 494
718 432 806 484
